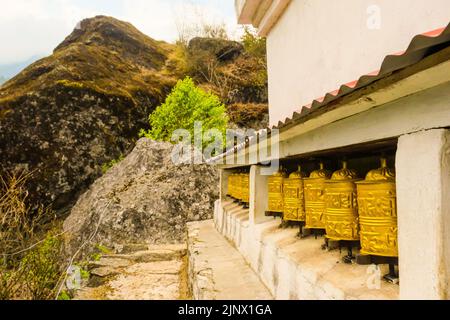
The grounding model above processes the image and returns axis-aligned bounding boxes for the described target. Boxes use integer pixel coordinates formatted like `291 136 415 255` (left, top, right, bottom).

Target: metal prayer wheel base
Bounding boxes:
265 211 283 219
279 220 290 229
321 238 340 252
324 240 361 264
356 255 399 284
383 266 400 285
281 220 289 228
299 229 312 239
304 228 326 240
279 220 307 237
295 221 308 238
239 201 249 209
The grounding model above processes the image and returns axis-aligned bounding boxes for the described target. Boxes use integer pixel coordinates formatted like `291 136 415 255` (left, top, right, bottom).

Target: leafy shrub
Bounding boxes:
241 27 267 87
140 77 228 149
0 171 51 257
18 234 63 300
57 291 71 300
0 231 63 300
227 103 269 129
165 42 190 78
0 171 63 300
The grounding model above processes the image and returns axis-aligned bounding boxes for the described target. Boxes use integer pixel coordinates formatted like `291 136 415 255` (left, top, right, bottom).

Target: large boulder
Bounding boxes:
188 37 244 62
63 138 219 258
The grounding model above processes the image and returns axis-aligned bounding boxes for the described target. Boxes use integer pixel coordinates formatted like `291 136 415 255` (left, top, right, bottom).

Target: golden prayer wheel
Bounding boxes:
356 158 398 257
228 172 238 199
304 163 331 230
267 167 287 214
227 173 233 198
283 166 308 222
240 171 250 205
237 173 242 200
324 161 361 241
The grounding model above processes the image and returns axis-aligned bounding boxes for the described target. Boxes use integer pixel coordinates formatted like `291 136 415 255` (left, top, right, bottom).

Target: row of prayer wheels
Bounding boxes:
267 158 398 259
227 171 250 206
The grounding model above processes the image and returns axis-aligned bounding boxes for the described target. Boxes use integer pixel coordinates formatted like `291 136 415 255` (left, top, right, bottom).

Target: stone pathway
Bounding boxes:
75 221 273 300
187 220 273 300
75 244 190 300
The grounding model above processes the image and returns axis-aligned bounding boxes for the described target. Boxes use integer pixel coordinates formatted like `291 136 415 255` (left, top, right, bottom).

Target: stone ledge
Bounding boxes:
215 199 399 300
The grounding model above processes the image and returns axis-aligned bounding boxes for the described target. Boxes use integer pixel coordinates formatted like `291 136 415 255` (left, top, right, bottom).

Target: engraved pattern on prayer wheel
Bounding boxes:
228 173 238 199
241 172 250 204
356 158 398 257
227 173 233 197
304 163 331 230
235 172 243 201
283 166 308 222
268 168 287 213
324 161 361 241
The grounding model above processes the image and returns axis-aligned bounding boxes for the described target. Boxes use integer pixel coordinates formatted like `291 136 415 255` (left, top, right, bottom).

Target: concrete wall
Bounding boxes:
215 198 399 300
396 129 450 299
249 166 270 224
218 130 450 300
266 0 450 126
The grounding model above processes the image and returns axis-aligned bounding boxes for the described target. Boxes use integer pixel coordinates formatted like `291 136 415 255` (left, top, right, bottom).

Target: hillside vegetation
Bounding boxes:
0 16 268 213
0 16 268 300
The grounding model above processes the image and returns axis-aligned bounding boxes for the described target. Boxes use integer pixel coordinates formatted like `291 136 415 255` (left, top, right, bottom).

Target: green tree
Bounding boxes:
140 77 228 149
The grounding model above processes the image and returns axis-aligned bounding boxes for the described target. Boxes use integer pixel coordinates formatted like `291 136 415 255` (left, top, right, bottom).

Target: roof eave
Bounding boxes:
235 0 292 36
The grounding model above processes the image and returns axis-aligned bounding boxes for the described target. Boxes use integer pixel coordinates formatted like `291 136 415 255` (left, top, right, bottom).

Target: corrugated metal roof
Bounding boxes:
210 23 450 164
272 23 450 130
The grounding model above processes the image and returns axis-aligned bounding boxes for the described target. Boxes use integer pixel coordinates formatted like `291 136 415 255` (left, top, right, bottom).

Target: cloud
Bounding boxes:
119 0 178 41
0 0 97 64
119 0 239 42
0 0 237 65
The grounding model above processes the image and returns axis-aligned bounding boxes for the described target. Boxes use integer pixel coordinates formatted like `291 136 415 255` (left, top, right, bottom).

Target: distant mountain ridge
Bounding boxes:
0 55 44 82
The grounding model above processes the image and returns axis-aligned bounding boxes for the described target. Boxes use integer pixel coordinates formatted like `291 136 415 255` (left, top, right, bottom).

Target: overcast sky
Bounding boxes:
0 0 237 65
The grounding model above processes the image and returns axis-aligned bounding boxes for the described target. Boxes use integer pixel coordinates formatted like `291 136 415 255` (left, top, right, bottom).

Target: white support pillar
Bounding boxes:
219 169 231 202
249 165 271 225
396 129 450 300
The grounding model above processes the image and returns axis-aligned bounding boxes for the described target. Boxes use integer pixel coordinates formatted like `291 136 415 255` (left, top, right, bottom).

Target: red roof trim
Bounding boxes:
207 23 450 164
422 27 446 37
272 23 450 130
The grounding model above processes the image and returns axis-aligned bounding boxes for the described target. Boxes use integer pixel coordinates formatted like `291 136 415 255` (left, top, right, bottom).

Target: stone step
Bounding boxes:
89 244 187 269
76 244 188 300
187 220 273 300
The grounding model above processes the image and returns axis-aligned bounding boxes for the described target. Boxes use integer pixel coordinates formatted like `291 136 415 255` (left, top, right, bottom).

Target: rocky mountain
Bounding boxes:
63 138 218 258
0 16 176 210
0 15 267 212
